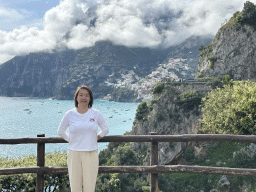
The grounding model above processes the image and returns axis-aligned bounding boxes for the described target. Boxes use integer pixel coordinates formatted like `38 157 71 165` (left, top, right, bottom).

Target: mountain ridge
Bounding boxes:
0 36 212 101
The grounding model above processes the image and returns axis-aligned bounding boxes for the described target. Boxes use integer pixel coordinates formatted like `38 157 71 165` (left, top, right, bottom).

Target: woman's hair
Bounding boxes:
74 85 94 108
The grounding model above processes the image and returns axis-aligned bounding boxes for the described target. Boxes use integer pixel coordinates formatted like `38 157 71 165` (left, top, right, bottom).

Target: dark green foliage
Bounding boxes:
195 77 231 89
156 111 166 121
176 90 203 112
97 141 149 192
152 82 165 94
237 1 256 30
169 142 175 149
158 172 217 192
135 101 148 121
184 148 195 162
0 152 69 192
219 1 256 32
111 144 141 166
234 151 256 168
96 172 149 192
111 87 138 102
168 112 181 123
208 57 217 69
208 57 217 63
0 174 36 191
200 43 213 57
198 45 205 51
148 99 158 111
197 70 205 78
99 142 142 166
222 73 233 84
209 62 214 69
99 142 126 165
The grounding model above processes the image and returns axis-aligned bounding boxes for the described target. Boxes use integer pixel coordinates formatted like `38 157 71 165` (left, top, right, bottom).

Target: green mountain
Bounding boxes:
0 37 212 101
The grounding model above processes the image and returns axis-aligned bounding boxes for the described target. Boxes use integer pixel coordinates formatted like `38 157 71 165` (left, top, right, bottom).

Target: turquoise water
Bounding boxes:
0 97 139 158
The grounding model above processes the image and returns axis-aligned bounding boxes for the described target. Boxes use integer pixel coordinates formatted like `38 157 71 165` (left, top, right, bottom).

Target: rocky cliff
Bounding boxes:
197 2 256 80
0 50 77 97
130 81 214 165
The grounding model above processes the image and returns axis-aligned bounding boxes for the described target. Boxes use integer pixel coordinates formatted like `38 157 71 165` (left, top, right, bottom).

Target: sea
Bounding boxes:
0 97 139 159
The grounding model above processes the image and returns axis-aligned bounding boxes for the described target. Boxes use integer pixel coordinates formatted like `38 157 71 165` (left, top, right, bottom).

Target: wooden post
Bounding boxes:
150 132 159 192
36 134 45 192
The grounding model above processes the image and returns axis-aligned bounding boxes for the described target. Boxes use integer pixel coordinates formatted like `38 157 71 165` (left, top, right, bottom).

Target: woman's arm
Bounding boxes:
97 111 109 139
57 113 70 142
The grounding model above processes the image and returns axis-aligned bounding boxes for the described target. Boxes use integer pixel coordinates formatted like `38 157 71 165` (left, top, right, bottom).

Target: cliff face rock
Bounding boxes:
130 82 213 165
0 51 76 97
197 17 256 80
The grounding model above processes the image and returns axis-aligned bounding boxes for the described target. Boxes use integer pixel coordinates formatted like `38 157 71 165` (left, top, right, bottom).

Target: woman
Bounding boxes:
57 85 109 192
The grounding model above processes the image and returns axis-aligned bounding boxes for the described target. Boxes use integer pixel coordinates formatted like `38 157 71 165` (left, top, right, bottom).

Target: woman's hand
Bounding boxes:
97 134 103 141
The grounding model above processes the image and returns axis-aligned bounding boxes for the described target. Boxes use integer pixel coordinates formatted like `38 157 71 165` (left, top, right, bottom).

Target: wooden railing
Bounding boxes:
1 133 256 192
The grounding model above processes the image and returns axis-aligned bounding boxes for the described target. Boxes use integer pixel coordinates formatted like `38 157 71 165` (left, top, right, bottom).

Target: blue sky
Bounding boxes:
0 0 254 64
0 0 60 31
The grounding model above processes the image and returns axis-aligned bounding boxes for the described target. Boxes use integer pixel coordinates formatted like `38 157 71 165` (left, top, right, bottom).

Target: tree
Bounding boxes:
237 1 256 27
198 45 205 51
135 101 148 121
201 81 256 135
152 81 165 94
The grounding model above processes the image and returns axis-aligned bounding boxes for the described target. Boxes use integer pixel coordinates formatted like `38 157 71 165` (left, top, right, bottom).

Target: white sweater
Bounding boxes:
57 108 109 151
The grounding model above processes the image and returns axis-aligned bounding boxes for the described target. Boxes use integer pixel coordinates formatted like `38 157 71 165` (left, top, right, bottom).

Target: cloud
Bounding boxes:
0 0 255 64
0 27 56 56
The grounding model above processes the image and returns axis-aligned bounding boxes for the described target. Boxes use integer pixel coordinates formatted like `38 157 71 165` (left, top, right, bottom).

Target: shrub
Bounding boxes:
208 57 217 63
148 99 158 111
201 81 256 135
209 62 214 69
152 82 165 94
237 1 256 30
0 152 69 192
176 90 203 112
135 101 148 121
198 45 205 51
156 111 166 121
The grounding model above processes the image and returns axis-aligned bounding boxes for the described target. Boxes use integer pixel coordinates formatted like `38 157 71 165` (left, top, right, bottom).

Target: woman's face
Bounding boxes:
76 88 91 107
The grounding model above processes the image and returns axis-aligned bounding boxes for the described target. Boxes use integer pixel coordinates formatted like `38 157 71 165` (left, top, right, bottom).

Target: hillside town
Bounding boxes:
103 58 196 101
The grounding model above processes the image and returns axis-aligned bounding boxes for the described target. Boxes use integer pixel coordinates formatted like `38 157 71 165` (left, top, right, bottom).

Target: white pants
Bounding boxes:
67 150 99 192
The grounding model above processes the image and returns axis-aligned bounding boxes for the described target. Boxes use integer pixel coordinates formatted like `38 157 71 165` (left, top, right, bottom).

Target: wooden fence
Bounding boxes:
1 132 256 192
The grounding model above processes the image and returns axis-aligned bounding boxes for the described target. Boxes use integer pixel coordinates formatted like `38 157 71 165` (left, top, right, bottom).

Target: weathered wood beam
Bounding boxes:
36 134 45 192
1 165 256 177
98 134 256 143
0 134 256 144
99 165 256 177
150 132 159 192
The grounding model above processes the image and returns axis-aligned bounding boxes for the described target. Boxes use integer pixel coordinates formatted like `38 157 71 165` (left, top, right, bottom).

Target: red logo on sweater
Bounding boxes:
90 118 95 122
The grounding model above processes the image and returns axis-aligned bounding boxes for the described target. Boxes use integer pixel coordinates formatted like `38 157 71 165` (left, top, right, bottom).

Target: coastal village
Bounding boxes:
103 58 196 101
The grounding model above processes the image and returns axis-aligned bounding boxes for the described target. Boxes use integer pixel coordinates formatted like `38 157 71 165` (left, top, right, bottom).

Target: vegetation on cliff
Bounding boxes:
201 80 256 135
220 1 256 31
200 1 256 54
111 86 138 102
